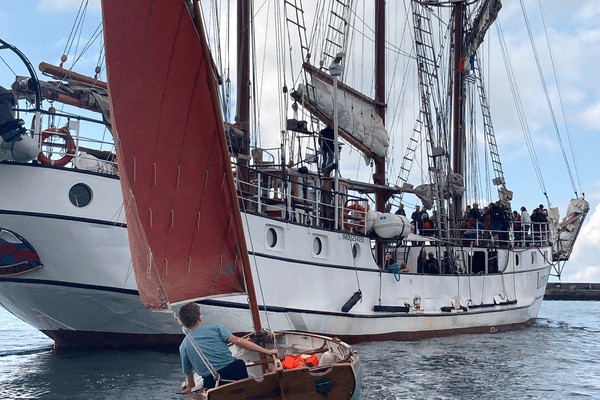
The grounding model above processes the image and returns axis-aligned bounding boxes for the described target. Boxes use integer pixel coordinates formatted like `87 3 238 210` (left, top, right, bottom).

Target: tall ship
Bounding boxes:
0 0 589 348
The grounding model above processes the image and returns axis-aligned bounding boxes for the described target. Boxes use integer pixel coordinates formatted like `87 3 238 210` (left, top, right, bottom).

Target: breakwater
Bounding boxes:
545 282 600 301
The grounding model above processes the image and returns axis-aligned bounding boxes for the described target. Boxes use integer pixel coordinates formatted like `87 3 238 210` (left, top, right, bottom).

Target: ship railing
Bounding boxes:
414 220 549 249
233 163 369 232
14 107 118 175
31 125 118 175
407 221 550 248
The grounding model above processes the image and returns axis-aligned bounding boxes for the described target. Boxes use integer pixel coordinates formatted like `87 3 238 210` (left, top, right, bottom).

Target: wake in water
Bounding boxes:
0 345 53 358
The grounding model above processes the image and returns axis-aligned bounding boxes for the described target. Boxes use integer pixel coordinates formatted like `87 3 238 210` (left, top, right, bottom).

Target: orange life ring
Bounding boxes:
38 127 76 167
343 203 370 232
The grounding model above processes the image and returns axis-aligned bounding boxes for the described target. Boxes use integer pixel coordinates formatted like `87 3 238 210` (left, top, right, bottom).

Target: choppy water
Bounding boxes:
1 301 599 399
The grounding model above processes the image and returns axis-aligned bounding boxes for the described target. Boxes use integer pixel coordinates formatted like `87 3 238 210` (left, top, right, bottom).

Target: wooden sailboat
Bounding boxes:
101 0 360 398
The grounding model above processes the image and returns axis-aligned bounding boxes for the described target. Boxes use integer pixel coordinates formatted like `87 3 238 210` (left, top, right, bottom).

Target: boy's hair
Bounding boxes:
179 302 201 328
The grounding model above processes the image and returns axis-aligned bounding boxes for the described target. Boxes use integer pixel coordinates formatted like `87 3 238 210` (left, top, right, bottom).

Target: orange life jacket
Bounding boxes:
281 354 302 369
281 354 319 369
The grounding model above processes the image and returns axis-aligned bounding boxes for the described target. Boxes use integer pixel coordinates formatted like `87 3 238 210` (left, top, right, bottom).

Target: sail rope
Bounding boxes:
138 241 222 386
517 0 578 197
495 21 547 198
535 0 582 196
63 0 90 62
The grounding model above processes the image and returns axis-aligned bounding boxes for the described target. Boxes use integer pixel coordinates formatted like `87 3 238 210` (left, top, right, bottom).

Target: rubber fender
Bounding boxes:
341 290 362 312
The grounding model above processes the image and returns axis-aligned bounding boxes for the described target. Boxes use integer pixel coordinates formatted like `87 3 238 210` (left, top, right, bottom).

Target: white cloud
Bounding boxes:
576 101 600 130
577 2 600 22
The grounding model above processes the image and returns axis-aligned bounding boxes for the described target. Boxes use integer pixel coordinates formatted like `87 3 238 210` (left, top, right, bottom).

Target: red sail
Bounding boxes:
102 0 247 309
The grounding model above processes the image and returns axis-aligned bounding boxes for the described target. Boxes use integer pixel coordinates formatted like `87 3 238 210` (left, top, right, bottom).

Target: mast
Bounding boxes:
374 0 386 207
236 0 251 215
237 0 251 133
451 1 465 219
235 0 263 333
374 0 386 265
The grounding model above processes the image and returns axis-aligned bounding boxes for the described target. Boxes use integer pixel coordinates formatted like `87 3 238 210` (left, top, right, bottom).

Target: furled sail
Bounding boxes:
552 197 590 261
466 0 502 52
295 64 389 159
102 0 247 309
12 76 110 122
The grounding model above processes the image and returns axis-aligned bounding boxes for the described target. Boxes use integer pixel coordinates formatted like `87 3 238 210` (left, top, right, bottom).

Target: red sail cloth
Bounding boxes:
102 0 246 309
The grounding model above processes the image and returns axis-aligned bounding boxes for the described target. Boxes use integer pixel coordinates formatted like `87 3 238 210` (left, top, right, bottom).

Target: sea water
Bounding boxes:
1 301 599 399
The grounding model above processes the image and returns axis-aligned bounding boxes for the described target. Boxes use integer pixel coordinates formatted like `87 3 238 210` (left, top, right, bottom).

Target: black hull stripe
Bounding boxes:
0 209 127 229
0 277 138 296
200 295 541 319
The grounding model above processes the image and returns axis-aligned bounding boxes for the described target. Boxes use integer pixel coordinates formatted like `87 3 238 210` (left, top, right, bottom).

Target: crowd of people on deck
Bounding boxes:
382 200 550 275
393 201 550 248
460 202 549 247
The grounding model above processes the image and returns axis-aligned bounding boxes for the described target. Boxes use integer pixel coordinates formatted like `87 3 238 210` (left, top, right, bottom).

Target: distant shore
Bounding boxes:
545 282 600 301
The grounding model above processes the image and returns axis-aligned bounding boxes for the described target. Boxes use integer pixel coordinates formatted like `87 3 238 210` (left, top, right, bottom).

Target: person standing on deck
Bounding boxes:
395 203 406 216
411 205 423 234
520 206 531 238
319 125 335 174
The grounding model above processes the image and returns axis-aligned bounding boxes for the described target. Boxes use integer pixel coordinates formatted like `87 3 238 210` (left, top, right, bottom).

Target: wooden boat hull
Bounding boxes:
203 364 357 400
194 331 361 400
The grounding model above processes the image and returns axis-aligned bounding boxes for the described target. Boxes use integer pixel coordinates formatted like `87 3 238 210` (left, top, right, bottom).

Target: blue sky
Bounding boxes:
1 0 598 282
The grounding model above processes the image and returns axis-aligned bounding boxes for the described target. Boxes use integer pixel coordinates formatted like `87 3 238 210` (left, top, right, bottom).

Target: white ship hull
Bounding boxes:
0 162 179 347
0 162 551 348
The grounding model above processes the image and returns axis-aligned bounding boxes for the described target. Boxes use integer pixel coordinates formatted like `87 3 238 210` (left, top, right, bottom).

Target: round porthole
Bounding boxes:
352 243 360 259
69 183 92 207
266 228 278 248
313 237 322 255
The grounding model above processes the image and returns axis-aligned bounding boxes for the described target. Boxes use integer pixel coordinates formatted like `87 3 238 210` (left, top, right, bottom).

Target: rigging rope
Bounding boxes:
536 0 582 196
63 0 89 61
518 0 578 196
496 21 547 197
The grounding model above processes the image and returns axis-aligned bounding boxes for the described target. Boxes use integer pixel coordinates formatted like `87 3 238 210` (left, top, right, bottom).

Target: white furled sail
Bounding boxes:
296 67 389 159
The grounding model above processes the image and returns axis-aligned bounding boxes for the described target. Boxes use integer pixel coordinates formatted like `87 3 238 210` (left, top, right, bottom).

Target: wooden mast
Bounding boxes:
374 0 386 265
451 1 465 220
234 0 263 333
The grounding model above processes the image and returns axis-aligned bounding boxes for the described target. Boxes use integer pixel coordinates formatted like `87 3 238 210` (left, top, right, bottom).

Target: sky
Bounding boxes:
0 0 598 282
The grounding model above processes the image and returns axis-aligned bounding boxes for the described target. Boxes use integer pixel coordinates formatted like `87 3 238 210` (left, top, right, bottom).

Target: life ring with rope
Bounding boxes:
38 126 76 167
343 203 370 232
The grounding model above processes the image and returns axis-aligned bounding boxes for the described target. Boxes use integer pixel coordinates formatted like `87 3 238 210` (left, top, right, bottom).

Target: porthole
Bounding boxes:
69 183 92 207
266 228 277 248
515 254 520 266
352 243 360 259
313 237 322 255
531 252 536 265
